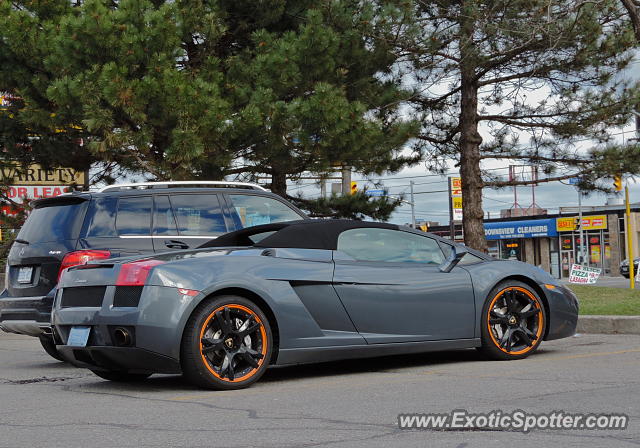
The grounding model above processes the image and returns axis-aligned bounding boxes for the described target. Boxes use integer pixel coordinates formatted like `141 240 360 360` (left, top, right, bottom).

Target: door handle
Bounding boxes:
164 240 189 250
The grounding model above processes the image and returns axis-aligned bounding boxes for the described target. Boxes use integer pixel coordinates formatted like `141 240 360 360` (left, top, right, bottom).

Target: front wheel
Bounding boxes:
478 281 546 360
181 296 272 390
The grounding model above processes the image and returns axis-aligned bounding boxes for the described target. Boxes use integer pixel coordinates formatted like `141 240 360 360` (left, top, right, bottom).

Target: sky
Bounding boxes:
287 119 640 226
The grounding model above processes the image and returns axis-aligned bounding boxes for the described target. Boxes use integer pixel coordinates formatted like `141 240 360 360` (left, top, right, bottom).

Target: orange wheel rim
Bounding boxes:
487 287 543 355
199 304 267 382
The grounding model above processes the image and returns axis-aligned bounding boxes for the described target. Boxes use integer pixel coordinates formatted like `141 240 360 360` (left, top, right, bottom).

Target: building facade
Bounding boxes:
430 204 640 278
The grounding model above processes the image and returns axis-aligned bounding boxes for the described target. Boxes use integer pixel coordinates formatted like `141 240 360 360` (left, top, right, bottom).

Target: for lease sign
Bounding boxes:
5 185 71 201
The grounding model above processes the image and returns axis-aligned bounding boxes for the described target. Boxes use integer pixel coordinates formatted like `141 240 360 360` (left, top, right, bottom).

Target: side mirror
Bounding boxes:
439 246 468 273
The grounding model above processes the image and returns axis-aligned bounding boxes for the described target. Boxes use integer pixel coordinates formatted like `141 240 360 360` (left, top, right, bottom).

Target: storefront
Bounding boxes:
484 218 559 277
428 204 640 278
555 214 619 278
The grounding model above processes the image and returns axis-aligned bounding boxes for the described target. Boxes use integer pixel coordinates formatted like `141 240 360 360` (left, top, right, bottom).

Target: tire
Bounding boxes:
91 370 152 382
39 335 64 362
181 295 273 390
477 280 546 360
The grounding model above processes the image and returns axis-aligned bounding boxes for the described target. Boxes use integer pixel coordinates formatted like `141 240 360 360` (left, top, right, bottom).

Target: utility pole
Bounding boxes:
626 184 635 289
410 180 416 228
578 190 585 266
341 165 351 196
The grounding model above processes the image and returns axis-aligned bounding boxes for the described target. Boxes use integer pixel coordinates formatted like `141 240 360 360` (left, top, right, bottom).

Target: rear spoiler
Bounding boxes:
31 192 91 209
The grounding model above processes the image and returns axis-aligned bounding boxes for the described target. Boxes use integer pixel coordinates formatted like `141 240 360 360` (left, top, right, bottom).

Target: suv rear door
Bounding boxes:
79 195 153 255
6 196 89 297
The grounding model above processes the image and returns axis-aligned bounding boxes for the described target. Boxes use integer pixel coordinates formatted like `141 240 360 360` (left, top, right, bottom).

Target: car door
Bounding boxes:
332 228 475 344
79 195 153 256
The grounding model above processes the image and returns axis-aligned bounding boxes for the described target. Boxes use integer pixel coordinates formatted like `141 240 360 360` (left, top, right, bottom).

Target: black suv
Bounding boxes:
0 182 307 360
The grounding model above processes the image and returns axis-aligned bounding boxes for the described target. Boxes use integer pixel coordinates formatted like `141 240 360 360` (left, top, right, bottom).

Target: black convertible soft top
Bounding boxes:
200 220 400 250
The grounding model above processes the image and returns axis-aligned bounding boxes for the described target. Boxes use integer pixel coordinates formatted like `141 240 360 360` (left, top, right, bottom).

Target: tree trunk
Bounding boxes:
458 3 487 252
270 170 288 197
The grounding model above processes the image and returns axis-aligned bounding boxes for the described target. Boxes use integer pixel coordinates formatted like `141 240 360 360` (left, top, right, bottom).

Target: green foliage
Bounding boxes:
291 191 403 221
1 0 418 219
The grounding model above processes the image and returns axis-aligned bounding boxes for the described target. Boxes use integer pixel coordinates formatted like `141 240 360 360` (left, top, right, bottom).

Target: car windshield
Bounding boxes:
17 201 88 243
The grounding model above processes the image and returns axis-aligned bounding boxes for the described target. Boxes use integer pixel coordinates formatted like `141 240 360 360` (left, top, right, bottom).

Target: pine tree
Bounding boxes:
1 0 420 221
398 0 640 251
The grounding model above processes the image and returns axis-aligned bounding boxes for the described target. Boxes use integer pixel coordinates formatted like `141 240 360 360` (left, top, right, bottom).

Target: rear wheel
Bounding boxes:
181 296 272 390
39 335 64 362
478 281 546 360
91 370 152 382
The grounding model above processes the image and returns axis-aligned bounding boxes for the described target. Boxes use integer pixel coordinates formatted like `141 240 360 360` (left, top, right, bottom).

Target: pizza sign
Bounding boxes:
569 264 601 284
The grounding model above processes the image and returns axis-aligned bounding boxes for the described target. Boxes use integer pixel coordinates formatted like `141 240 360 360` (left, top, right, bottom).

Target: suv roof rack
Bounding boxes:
98 181 268 193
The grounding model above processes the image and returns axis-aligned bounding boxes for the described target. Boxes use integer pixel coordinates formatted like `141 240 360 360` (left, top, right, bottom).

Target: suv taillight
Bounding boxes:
116 259 165 286
58 250 112 281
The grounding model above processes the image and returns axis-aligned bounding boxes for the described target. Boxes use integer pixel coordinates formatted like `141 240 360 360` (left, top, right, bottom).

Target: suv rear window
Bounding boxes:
17 200 88 243
170 194 227 236
116 197 152 236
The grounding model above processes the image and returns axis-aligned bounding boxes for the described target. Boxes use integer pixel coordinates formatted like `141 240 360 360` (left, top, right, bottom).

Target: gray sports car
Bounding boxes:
52 220 578 390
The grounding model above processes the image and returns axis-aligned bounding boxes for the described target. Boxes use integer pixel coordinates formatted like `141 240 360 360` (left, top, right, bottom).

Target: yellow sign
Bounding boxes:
450 177 462 196
0 163 85 186
556 215 607 232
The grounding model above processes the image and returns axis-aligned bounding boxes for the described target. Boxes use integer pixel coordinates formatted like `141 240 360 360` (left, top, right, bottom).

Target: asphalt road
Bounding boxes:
0 332 638 448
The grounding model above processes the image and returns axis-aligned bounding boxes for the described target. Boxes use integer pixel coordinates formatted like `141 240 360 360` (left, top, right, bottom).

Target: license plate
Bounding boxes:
17 267 33 284
67 326 91 347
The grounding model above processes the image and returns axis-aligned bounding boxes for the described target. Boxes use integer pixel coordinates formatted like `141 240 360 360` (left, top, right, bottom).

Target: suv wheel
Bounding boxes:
39 335 64 362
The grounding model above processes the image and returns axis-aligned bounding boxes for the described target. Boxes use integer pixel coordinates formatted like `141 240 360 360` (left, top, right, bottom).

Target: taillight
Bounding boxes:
116 259 165 286
58 250 112 281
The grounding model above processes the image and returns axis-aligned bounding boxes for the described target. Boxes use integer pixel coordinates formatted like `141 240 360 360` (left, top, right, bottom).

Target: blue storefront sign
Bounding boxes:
484 218 557 240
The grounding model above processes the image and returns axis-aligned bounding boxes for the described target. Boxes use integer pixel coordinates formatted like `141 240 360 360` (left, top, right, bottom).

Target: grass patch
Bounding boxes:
567 285 640 315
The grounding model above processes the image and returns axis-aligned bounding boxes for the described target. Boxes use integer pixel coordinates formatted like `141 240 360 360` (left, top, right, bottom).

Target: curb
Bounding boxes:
577 315 640 334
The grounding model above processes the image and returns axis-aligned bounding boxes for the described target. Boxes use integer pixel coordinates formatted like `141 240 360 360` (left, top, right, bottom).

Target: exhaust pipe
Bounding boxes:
113 327 132 347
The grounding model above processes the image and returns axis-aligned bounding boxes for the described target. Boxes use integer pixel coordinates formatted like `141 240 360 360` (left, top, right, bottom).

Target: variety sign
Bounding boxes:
569 264 602 284
0 164 85 186
1 163 85 217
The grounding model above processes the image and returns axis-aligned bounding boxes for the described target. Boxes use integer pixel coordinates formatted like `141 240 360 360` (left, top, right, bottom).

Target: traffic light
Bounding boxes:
350 181 357 195
614 175 623 192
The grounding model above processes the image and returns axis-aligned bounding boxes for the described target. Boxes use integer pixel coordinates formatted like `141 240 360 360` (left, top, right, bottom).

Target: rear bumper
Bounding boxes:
0 292 53 337
57 345 181 374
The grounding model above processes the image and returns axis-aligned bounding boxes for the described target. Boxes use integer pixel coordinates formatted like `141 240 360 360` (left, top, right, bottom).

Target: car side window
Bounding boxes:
337 228 445 264
153 195 178 236
169 194 228 236
227 194 303 229
116 197 152 236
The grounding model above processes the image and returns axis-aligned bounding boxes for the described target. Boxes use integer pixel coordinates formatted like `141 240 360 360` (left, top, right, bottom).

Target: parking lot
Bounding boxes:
1 332 638 448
